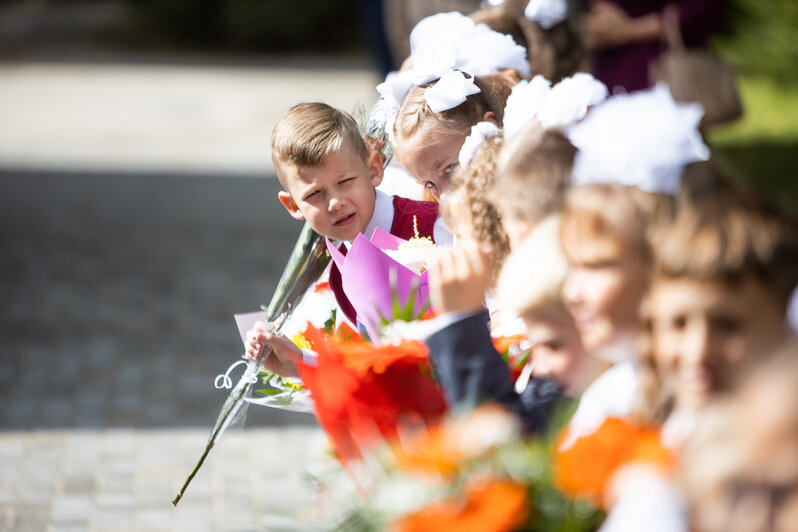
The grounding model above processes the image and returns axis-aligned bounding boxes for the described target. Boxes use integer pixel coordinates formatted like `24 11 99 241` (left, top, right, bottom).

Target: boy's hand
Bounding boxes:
245 321 302 378
428 240 493 314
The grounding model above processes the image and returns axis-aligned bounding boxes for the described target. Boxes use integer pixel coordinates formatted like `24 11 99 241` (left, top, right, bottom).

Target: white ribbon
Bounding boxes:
214 358 259 390
458 121 501 167
503 73 608 142
371 11 531 138
524 0 569 30
425 69 482 113
566 83 709 195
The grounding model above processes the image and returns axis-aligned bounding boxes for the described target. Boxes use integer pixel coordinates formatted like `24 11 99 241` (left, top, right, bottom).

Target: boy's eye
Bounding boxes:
671 315 687 331
425 181 437 190
304 190 320 201
443 163 457 175
543 340 562 351
339 177 355 186
713 315 743 335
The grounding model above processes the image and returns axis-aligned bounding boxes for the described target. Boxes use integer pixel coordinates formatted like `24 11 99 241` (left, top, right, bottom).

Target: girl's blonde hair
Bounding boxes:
393 76 507 144
497 214 569 320
442 136 510 279
560 183 673 266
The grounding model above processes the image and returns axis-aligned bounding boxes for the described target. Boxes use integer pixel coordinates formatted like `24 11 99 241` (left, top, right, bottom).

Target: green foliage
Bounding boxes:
715 0 798 86
708 76 798 214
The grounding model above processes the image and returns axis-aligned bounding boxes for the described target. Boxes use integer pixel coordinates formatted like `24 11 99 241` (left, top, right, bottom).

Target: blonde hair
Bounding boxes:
490 124 576 226
560 183 673 266
393 76 506 144
497 214 569 319
442 136 510 279
271 102 367 187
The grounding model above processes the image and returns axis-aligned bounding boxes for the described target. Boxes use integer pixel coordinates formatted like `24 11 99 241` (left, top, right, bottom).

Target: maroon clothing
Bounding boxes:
591 0 726 93
329 196 439 325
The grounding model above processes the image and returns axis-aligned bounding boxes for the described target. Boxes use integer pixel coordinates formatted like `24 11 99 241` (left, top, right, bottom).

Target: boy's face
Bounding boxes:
650 276 786 409
395 128 466 202
277 141 383 242
523 309 591 396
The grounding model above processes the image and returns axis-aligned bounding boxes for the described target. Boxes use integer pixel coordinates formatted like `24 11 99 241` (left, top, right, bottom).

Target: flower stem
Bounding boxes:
172 375 251 506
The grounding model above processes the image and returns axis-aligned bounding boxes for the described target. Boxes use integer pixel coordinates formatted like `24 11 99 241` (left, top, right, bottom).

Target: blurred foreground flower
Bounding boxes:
299 322 447 465
554 417 675 508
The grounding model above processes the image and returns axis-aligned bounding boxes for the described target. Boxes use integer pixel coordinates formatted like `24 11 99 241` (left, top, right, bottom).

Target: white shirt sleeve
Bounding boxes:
433 216 454 247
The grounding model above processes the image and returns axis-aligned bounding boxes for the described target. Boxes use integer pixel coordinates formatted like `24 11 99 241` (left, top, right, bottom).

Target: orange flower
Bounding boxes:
394 478 529 532
553 417 674 507
392 424 464 476
312 323 431 377
299 324 447 465
492 334 526 355
313 281 331 292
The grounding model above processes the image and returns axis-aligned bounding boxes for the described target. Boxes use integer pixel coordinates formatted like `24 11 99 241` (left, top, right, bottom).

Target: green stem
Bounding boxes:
172 377 251 506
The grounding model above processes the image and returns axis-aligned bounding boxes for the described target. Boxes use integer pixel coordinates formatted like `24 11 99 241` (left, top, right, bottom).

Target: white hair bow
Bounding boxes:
458 121 501 167
371 12 530 141
503 73 608 141
525 0 569 30
566 84 710 195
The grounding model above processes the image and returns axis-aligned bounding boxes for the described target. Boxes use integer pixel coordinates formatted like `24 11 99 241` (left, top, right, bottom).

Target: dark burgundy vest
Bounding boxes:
329 196 439 325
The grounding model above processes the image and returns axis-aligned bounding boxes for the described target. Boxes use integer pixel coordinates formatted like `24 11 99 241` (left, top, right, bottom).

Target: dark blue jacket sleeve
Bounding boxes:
425 310 562 434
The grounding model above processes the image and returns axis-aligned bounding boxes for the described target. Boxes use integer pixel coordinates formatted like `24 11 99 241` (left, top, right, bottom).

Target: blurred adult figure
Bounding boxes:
582 0 726 93
383 0 482 65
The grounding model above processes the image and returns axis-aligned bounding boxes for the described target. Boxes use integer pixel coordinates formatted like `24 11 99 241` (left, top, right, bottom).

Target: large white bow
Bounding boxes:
525 0 569 30
372 12 530 140
503 73 608 141
566 84 710 195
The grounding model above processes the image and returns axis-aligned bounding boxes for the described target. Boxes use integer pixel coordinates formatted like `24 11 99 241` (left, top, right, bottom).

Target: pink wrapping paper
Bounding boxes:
327 228 429 339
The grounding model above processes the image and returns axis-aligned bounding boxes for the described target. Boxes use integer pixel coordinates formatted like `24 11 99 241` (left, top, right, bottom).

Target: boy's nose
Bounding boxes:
328 194 346 211
686 320 713 365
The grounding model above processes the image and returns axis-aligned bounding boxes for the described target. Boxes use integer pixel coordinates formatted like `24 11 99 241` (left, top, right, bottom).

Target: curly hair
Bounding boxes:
442 135 510 280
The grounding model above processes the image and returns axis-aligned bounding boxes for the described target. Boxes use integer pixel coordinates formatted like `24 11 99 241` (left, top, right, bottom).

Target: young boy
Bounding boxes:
641 175 798 445
246 102 450 375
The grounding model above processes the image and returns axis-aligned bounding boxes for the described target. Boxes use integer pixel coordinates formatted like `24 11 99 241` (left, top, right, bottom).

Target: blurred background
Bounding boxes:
0 0 796 531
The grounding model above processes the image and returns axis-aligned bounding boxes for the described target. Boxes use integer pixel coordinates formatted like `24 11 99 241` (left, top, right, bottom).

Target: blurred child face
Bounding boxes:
523 309 591 395
277 141 383 242
501 213 535 251
649 276 786 409
561 246 648 357
445 190 472 242
395 128 466 202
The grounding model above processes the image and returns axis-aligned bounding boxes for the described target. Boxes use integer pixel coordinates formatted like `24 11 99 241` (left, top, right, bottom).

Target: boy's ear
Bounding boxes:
482 111 498 125
278 191 305 220
367 149 384 188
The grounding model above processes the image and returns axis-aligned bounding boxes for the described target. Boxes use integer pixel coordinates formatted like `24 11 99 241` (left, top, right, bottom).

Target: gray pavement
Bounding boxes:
0 58 380 530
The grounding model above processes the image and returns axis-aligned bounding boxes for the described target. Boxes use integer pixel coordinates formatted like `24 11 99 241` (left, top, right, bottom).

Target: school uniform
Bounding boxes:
328 189 450 325
425 309 565 434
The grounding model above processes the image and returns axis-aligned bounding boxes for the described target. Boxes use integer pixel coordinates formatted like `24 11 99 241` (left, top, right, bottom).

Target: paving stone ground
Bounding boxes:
0 57 379 530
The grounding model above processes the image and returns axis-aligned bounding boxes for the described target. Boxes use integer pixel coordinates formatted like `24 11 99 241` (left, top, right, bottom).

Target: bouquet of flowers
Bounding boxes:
313 406 675 532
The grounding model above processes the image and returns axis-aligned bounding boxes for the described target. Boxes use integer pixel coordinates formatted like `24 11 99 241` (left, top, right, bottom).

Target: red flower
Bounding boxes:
299 324 447 465
313 281 331 293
